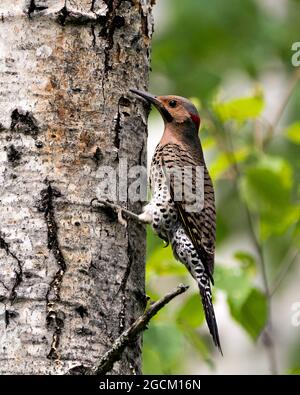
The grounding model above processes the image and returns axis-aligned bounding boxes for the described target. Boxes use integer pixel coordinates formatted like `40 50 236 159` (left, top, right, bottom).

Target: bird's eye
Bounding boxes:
168 100 177 108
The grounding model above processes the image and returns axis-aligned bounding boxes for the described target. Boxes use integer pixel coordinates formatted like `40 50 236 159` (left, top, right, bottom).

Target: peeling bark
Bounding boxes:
0 0 153 375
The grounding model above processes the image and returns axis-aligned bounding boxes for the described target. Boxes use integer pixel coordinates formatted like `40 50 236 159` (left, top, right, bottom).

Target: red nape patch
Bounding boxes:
190 113 200 130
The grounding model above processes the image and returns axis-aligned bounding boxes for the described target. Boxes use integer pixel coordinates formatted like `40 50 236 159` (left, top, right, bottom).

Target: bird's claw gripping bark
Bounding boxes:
90 198 142 226
90 198 127 227
116 208 128 228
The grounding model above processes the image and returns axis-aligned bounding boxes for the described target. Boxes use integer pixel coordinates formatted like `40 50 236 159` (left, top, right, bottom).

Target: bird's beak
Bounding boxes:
130 88 173 122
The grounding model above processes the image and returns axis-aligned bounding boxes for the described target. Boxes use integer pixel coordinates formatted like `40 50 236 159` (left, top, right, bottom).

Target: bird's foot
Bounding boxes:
91 198 146 227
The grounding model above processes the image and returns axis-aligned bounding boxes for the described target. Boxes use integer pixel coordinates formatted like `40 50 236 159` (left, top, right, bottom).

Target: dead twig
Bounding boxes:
67 284 189 375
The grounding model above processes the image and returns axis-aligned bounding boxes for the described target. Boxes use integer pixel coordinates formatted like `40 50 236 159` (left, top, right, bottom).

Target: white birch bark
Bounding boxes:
0 0 153 375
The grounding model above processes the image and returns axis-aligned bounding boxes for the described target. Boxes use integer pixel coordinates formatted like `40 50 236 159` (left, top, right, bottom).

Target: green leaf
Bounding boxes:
286 122 300 144
240 156 293 212
215 266 267 340
181 324 213 366
210 147 250 180
146 227 163 258
240 155 298 239
214 265 252 309
142 347 163 374
260 205 300 240
213 93 264 122
176 293 205 329
228 288 268 341
147 244 186 277
143 323 184 374
234 251 256 275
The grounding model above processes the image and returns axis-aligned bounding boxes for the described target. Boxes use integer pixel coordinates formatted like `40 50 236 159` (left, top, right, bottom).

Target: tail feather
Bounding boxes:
170 228 222 353
198 282 223 355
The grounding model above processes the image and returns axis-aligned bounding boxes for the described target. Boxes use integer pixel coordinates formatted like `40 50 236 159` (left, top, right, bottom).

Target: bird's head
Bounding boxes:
130 89 201 132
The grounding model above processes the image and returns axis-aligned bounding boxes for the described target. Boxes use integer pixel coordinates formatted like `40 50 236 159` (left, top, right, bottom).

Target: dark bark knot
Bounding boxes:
75 305 88 319
113 96 132 155
10 109 39 137
5 310 19 328
92 147 103 166
57 6 69 26
38 182 67 360
56 5 111 26
98 1 125 73
0 235 23 302
6 145 21 165
27 0 48 18
114 108 121 151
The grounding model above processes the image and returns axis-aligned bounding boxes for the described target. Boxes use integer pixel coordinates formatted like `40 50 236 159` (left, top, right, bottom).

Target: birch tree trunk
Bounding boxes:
0 0 153 375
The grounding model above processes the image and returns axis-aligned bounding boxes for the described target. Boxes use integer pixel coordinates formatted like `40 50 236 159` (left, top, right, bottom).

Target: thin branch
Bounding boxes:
263 69 300 148
244 205 278 375
270 249 300 296
222 125 278 375
67 284 189 376
270 218 300 296
244 207 270 298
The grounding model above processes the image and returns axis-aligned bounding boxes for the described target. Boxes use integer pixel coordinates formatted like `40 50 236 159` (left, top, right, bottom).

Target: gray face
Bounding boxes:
173 96 199 117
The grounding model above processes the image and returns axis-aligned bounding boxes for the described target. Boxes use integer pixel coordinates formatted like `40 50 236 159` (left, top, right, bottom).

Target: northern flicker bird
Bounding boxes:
131 89 222 353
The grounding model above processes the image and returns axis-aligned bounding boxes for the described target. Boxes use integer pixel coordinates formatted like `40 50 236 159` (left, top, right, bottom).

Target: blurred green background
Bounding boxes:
143 0 300 374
